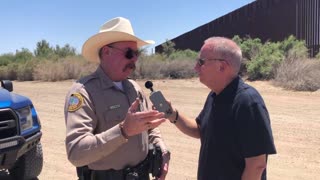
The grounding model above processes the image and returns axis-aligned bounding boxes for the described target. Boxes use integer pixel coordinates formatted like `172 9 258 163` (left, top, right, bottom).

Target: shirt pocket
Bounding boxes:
103 105 127 129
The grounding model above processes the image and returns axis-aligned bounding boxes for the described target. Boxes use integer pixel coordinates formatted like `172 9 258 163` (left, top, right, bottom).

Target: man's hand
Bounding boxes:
152 99 176 122
156 150 170 180
122 99 166 137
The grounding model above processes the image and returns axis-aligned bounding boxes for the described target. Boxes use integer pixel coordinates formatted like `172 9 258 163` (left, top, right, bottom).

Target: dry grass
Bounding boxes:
274 58 320 91
33 57 97 81
132 56 196 79
2 54 319 93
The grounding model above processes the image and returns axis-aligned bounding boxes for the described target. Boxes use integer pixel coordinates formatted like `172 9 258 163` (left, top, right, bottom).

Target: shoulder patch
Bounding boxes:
68 93 84 112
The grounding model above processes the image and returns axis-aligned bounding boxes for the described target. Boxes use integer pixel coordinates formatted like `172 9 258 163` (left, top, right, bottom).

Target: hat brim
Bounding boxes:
82 31 155 62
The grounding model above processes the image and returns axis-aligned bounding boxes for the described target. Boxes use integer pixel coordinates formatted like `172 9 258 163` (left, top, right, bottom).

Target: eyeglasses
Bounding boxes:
196 58 225 66
107 45 140 60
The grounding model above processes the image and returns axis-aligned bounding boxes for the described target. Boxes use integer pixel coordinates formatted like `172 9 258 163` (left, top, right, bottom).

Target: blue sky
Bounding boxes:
0 0 255 55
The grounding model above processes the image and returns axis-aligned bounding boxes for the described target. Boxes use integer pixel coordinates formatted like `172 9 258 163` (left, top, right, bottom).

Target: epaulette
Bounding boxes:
77 74 98 85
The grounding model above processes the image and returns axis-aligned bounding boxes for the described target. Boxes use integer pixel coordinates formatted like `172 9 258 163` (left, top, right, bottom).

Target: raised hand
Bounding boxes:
122 99 166 137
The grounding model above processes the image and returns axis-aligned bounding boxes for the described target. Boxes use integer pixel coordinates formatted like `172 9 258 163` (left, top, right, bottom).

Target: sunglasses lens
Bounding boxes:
126 53 133 59
124 49 132 59
125 48 140 60
197 59 204 66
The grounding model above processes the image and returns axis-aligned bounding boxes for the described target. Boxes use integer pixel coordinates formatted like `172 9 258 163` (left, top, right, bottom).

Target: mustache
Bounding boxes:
123 62 136 72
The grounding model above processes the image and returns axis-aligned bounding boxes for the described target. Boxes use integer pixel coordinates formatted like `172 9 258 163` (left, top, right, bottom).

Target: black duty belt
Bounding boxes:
77 144 163 180
91 157 150 180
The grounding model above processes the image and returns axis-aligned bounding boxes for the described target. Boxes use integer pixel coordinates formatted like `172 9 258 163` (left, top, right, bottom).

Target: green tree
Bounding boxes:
34 40 54 58
15 48 33 62
161 39 176 57
54 44 76 58
0 53 15 66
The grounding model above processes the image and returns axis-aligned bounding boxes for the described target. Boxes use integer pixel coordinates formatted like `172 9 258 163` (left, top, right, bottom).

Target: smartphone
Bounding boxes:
149 91 173 118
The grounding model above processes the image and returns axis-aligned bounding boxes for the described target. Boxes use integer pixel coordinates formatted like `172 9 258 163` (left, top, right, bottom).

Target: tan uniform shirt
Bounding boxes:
64 66 165 170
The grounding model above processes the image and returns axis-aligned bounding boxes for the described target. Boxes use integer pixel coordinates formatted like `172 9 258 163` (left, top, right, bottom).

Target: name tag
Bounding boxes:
109 104 121 110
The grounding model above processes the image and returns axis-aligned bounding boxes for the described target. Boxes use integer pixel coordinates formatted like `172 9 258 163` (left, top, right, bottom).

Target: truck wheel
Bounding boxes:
9 142 43 180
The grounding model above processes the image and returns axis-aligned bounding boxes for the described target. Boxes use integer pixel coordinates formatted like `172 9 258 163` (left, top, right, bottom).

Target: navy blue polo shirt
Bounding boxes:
196 76 276 180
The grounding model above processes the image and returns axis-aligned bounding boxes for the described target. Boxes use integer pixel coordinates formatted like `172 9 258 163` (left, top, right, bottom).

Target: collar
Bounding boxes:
95 66 135 92
214 76 241 103
122 79 136 93
95 66 114 90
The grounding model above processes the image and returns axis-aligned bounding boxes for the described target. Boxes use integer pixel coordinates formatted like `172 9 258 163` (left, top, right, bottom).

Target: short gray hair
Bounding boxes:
204 37 242 74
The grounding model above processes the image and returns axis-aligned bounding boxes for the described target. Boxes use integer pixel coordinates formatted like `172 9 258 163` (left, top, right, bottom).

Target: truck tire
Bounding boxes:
9 142 43 180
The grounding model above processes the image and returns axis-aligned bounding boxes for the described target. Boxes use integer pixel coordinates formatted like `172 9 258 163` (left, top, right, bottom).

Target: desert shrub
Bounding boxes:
16 59 39 81
0 40 81 81
168 49 198 61
274 57 320 91
0 56 97 81
132 51 197 79
33 60 64 81
316 52 320 59
233 35 263 61
161 60 196 79
0 53 15 66
0 66 10 79
61 56 97 79
233 35 309 80
132 54 166 79
0 63 19 80
246 42 284 80
279 35 308 59
233 36 265 76
0 48 33 66
33 56 97 81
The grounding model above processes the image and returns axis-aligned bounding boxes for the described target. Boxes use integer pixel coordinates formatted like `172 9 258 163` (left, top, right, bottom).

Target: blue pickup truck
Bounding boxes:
0 80 43 180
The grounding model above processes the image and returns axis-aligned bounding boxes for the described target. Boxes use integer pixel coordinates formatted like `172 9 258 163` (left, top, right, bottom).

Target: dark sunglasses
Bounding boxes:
197 58 225 66
107 45 140 60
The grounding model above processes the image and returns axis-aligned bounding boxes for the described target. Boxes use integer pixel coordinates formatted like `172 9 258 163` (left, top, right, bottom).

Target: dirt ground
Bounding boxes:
1 79 319 180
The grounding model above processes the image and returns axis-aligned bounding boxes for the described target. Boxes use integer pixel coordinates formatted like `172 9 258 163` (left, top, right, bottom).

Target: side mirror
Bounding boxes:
1 80 13 92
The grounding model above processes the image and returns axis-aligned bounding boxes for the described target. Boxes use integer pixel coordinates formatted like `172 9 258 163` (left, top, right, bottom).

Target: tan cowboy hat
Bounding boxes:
82 17 155 62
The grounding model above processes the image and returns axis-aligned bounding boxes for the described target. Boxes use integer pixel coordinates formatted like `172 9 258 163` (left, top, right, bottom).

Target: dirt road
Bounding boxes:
1 79 319 179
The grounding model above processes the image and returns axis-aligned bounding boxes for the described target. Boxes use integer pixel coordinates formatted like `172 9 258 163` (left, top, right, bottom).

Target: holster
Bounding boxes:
148 144 163 178
76 166 91 180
